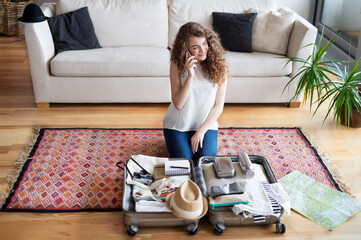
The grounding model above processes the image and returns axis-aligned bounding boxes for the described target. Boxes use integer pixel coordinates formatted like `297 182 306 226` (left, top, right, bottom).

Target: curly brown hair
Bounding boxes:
171 22 229 85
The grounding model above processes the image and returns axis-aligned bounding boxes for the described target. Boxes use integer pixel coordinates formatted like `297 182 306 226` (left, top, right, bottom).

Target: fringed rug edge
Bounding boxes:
0 126 41 209
298 127 351 195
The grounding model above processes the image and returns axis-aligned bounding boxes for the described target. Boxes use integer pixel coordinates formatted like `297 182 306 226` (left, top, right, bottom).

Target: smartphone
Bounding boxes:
187 50 197 67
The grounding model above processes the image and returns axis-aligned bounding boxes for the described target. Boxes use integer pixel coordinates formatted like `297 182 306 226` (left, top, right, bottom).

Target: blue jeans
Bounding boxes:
163 128 218 164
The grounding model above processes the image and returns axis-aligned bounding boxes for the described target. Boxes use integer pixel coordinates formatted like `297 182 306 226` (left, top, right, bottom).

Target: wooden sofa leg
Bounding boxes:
37 102 50 108
289 102 301 108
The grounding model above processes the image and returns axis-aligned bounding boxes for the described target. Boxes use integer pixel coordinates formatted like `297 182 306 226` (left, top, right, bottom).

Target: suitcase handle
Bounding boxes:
116 157 153 180
116 160 134 179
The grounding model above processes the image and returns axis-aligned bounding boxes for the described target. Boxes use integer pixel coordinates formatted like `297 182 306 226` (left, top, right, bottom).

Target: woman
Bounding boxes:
163 22 229 164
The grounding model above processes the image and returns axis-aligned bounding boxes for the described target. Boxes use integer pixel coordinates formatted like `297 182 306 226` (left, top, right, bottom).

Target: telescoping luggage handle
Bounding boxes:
116 157 153 184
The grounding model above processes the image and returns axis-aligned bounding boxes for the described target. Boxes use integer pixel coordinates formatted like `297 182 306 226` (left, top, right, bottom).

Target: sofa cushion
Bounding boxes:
225 51 292 77
47 7 101 53
249 8 295 55
212 12 257 52
169 0 277 48
56 0 168 48
50 47 170 77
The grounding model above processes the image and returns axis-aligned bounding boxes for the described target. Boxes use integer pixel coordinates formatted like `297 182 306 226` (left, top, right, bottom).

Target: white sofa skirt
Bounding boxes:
33 75 297 104
34 76 171 103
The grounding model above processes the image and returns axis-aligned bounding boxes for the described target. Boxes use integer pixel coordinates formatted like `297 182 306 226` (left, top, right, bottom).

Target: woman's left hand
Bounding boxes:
191 130 205 154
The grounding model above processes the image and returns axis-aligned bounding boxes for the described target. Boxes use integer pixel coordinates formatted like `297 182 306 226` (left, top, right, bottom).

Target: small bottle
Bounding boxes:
219 178 229 194
238 152 255 178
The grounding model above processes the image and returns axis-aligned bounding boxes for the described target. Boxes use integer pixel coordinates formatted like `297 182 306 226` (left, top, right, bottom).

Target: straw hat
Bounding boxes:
166 179 208 220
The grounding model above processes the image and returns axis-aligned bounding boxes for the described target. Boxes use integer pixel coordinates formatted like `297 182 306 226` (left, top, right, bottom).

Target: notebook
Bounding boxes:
154 165 189 180
165 160 190 175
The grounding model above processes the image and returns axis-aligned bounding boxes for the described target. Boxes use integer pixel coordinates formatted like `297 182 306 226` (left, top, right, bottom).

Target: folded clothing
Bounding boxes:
232 181 287 217
135 200 171 212
132 185 165 202
209 193 250 210
150 175 189 197
133 176 189 202
202 163 265 196
202 162 287 215
126 155 169 181
194 166 207 197
211 182 244 198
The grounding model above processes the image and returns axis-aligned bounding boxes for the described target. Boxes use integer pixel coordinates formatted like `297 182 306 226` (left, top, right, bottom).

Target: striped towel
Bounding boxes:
252 181 282 222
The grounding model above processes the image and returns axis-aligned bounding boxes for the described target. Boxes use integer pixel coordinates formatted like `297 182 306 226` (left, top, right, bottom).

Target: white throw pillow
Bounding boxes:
168 0 277 48
56 0 168 48
248 8 295 55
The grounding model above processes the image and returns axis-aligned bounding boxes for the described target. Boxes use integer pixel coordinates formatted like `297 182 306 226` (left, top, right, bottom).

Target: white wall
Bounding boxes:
275 0 316 22
39 0 316 22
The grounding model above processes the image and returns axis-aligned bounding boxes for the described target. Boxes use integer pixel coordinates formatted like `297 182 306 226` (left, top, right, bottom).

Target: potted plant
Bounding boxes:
316 59 361 127
283 33 361 128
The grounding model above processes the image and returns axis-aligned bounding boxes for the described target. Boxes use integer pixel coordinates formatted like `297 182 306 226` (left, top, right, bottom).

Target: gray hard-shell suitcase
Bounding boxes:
120 158 199 237
195 155 286 235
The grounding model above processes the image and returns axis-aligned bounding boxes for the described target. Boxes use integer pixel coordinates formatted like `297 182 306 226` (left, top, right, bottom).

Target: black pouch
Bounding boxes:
210 182 244 198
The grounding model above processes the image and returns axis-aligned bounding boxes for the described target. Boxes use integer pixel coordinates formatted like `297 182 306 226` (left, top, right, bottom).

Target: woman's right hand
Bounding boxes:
185 52 197 77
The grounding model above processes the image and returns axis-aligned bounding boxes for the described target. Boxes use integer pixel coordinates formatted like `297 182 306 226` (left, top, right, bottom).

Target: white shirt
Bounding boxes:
163 65 218 131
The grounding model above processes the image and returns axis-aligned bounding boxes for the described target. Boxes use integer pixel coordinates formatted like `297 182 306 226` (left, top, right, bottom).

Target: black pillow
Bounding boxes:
212 12 257 52
47 7 101 53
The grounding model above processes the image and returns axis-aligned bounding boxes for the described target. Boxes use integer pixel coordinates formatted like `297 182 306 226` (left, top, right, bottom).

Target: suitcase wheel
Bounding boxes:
186 223 199 235
189 227 199 235
276 223 286 234
214 222 226 235
127 229 136 237
214 228 223 236
127 224 139 237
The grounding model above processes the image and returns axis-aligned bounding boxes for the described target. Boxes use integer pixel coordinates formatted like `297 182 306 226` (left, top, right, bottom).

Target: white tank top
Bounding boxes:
163 65 218 131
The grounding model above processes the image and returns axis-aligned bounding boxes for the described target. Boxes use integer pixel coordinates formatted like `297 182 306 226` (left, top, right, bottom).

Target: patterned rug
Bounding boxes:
0 127 344 212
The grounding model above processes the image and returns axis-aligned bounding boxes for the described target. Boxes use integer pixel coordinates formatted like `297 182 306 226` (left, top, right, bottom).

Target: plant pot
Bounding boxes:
340 106 361 128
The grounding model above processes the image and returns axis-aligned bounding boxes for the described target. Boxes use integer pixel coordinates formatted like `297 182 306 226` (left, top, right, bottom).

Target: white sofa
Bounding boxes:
24 0 317 108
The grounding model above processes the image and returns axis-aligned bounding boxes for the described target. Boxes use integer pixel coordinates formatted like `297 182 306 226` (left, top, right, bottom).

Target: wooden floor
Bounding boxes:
0 36 360 240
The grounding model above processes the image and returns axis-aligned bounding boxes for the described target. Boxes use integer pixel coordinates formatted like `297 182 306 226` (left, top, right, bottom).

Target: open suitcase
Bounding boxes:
195 155 287 235
121 158 199 237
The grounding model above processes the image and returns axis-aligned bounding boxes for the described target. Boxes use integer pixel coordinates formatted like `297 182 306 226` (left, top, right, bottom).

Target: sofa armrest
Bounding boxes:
287 13 318 78
24 21 55 102
41 2 56 17
285 11 317 103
